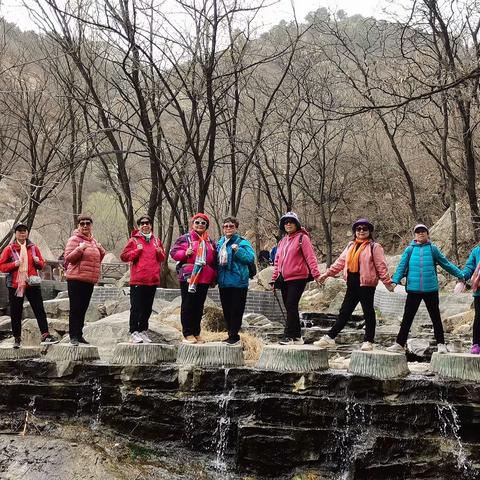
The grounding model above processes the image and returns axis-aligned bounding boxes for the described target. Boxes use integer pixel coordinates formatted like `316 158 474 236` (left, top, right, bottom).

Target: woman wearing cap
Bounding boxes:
170 213 216 344
64 214 106 346
217 216 255 346
461 244 480 355
315 219 394 351
387 224 464 354
271 212 321 345
120 215 166 344
0 223 59 348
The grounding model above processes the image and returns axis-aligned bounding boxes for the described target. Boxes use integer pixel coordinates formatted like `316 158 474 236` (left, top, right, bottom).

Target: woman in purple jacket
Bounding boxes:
170 213 216 344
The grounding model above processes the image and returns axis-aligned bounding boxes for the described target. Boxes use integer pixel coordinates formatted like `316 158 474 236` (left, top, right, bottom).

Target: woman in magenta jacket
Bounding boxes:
170 213 216 344
120 215 166 344
315 218 393 351
271 212 321 345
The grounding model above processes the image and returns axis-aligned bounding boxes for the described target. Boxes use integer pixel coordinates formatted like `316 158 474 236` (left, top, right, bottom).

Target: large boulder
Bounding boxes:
256 266 274 289
300 278 346 312
444 309 474 333
10 318 69 346
102 253 118 263
201 304 226 332
73 311 182 359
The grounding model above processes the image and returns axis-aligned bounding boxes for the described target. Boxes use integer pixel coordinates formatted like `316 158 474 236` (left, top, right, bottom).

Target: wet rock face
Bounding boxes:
0 361 479 479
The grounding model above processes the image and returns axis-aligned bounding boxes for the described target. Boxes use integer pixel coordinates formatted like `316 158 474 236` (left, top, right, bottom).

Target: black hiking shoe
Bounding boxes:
40 334 60 345
70 337 79 346
78 337 89 345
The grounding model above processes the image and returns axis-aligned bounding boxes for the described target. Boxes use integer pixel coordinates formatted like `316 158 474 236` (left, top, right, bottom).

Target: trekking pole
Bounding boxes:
272 288 287 324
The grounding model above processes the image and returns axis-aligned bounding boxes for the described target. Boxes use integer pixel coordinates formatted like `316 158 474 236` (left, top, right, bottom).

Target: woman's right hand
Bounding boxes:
14 260 20 267
79 242 88 250
186 246 194 256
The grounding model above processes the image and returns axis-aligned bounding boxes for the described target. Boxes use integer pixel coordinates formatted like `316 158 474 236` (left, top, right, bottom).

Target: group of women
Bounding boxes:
0 212 479 355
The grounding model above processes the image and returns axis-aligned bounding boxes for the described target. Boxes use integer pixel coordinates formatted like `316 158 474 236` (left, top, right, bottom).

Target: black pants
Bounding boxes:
280 279 308 339
129 285 157 333
328 273 376 343
474 297 480 345
180 282 209 337
8 287 48 339
396 291 444 346
68 280 94 339
219 287 248 342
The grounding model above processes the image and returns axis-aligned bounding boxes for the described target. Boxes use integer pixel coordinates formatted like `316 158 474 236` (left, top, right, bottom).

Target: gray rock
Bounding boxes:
407 338 430 357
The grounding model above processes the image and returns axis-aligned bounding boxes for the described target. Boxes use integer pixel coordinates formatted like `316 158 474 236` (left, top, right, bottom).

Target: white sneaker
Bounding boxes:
437 343 448 354
130 331 143 344
313 335 336 348
386 342 405 353
360 341 374 351
139 331 152 343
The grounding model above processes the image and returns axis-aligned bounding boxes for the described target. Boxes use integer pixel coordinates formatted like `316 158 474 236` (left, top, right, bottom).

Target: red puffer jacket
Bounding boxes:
0 240 45 289
64 230 106 284
120 230 166 286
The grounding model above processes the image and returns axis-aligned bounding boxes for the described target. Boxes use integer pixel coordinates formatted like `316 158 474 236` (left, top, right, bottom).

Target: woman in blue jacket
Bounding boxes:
387 224 464 354
462 245 480 354
217 216 256 345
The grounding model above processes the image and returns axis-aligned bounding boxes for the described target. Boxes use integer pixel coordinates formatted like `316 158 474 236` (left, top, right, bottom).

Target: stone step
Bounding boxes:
176 342 244 368
111 343 177 365
430 352 480 381
46 344 100 362
348 350 409 379
257 344 329 372
300 311 365 328
0 346 43 360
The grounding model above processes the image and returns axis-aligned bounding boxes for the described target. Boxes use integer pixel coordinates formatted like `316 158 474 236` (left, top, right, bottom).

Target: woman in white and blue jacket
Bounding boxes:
217 216 256 345
387 224 464 354
462 245 480 354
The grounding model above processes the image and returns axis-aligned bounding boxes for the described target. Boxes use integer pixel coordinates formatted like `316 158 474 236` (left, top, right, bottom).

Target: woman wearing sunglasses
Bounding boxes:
315 218 394 351
120 215 166 344
217 216 255 346
170 213 216 344
271 212 321 345
64 214 106 346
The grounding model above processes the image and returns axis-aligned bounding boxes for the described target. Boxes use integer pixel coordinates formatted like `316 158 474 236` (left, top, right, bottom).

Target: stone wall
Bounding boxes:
155 287 285 321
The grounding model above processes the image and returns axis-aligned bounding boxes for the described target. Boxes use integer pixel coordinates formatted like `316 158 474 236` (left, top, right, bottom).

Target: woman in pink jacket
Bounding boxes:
64 214 106 346
271 212 321 345
120 215 166 344
170 213 216 344
315 218 393 351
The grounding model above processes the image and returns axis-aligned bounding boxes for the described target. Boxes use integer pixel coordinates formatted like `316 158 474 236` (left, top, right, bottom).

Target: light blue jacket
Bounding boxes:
216 234 255 289
462 245 480 297
393 240 463 293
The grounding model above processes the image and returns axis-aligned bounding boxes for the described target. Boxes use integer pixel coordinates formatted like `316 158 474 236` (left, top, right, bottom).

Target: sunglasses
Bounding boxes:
284 220 296 225
193 220 207 226
223 224 236 229
79 221 91 226
356 226 369 232
140 221 150 225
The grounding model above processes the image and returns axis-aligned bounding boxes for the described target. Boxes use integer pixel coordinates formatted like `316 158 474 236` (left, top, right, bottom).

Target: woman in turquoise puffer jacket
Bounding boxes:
217 216 256 345
461 245 480 354
387 224 464 354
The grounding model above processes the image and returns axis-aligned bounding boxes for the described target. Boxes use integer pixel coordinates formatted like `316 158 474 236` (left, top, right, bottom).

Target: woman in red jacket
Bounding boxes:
0 223 59 348
64 214 105 346
120 215 166 343
271 212 321 345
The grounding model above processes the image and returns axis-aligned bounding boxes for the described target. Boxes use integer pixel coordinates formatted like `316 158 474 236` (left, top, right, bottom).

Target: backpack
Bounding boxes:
237 236 257 279
299 234 314 282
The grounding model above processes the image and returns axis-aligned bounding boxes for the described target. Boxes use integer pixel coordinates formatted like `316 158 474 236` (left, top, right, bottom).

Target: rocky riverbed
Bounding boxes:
0 359 479 479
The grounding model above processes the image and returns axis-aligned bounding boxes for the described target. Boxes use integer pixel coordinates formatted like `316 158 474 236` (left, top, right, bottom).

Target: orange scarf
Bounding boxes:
346 239 369 273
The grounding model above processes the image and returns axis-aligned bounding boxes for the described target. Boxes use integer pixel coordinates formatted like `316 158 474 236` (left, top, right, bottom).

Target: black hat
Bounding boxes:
14 223 28 232
137 214 153 226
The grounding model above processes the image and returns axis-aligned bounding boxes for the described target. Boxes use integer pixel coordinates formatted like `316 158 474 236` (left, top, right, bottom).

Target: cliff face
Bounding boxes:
0 360 479 479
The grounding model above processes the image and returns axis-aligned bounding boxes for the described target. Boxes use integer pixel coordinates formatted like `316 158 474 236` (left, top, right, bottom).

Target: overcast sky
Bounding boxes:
2 0 393 32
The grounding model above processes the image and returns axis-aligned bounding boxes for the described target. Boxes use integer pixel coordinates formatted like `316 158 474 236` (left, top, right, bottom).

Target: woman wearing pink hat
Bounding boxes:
315 218 394 351
170 213 216 344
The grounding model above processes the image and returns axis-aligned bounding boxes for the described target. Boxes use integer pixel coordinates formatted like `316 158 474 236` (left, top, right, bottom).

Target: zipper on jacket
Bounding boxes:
419 246 423 291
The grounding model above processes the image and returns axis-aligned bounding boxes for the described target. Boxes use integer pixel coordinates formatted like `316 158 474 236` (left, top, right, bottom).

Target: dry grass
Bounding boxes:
199 331 264 362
